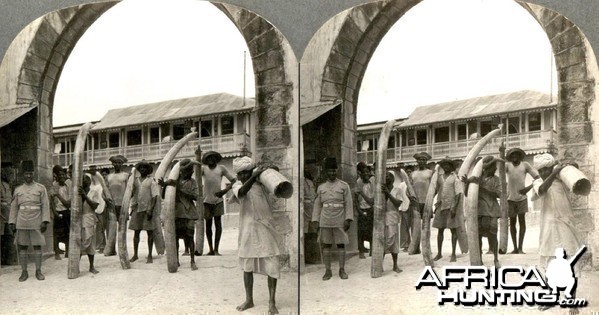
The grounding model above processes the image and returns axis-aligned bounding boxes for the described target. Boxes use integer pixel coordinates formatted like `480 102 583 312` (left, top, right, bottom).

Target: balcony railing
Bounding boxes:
357 130 556 165
53 133 251 167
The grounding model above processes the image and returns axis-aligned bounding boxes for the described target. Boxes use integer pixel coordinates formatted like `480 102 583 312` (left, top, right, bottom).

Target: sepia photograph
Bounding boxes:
1 0 599 314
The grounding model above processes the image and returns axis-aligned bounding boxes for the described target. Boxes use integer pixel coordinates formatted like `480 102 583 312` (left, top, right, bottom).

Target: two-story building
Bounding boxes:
53 92 256 216
53 92 255 171
357 90 557 167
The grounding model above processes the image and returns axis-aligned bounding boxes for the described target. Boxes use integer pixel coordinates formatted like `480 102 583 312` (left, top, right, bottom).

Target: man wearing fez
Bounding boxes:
409 152 433 255
106 154 129 256
311 157 353 280
9 160 51 281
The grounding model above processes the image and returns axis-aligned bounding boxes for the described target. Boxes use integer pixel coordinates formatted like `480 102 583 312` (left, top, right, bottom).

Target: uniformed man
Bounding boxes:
8 160 51 282
311 157 353 280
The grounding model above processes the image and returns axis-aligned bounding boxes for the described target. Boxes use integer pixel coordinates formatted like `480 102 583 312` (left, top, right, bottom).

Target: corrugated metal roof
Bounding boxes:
92 93 254 131
0 106 36 128
398 90 556 128
300 100 341 126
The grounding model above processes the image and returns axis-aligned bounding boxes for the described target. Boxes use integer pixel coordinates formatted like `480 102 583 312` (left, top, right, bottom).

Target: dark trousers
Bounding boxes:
357 207 373 253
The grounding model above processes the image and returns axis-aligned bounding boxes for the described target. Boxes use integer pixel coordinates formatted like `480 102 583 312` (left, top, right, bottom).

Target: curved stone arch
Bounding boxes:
0 1 299 267
302 0 599 266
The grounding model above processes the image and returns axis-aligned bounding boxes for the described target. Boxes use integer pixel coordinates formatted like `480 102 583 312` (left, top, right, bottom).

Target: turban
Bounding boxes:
233 156 255 173
533 153 556 170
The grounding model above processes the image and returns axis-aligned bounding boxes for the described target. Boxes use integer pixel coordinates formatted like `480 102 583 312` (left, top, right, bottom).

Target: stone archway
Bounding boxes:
301 0 599 268
0 2 300 269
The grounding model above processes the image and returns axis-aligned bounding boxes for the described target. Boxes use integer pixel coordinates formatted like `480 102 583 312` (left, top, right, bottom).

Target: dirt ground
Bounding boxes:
2 222 598 315
0 227 299 315
300 223 599 315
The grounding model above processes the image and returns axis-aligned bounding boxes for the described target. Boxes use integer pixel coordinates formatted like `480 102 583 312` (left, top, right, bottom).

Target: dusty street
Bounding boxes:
0 227 299 315
300 223 599 315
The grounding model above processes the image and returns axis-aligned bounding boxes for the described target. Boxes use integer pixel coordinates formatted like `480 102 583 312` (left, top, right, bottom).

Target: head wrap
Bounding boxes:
233 156 255 173
482 156 504 170
533 153 556 170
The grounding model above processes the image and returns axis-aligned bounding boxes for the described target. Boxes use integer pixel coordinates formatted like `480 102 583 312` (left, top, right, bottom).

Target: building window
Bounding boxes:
173 124 185 140
457 124 467 141
434 126 449 143
480 120 493 136
127 129 142 146
221 116 234 135
200 120 212 137
416 129 427 145
150 127 160 144
92 134 100 150
388 135 396 148
108 132 119 148
529 112 541 131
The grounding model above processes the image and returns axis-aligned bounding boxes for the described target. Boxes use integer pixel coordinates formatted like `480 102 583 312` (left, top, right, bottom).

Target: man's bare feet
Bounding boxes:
207 251 215 256
450 255 457 262
517 250 525 254
89 268 99 274
359 252 366 259
194 251 202 256
236 300 254 312
393 266 403 273
433 254 443 261
486 250 493 255
510 249 519 254
146 256 153 264
214 251 222 256
191 262 198 271
322 269 332 281
569 307 580 315
55 254 62 260
130 255 138 262
268 302 279 314
498 249 506 255
409 250 421 255
494 260 501 268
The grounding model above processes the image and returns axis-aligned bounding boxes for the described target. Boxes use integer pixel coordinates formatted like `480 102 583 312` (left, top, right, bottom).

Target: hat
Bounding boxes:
135 160 153 173
482 156 504 170
533 153 556 170
52 165 65 175
438 158 455 170
413 152 432 161
202 151 223 164
109 155 128 163
233 156 255 173
506 148 525 160
180 158 200 170
21 160 34 173
324 157 337 170
357 161 368 173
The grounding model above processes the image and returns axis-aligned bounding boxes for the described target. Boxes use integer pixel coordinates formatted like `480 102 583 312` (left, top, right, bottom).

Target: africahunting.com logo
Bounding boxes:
415 246 588 309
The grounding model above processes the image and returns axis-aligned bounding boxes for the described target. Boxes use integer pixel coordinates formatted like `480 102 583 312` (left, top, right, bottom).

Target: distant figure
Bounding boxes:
410 152 433 255
355 161 374 259
79 174 101 274
106 154 129 256
9 160 51 282
50 165 71 260
382 172 403 273
200 151 236 256
311 157 353 280
506 148 540 254
129 160 160 264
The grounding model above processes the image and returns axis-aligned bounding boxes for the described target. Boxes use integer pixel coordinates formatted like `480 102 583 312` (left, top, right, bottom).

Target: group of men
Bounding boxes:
1 150 239 280
305 146 582 282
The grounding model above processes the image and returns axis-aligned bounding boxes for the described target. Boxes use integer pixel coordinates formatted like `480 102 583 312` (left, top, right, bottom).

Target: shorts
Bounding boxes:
384 224 399 254
15 229 46 247
204 202 224 219
432 208 461 229
318 227 349 245
239 256 280 279
129 205 156 231
508 200 528 217
175 218 195 238
53 210 71 242
478 216 498 238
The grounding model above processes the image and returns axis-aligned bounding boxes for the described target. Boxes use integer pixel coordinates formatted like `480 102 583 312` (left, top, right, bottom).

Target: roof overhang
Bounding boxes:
300 100 342 126
0 106 37 128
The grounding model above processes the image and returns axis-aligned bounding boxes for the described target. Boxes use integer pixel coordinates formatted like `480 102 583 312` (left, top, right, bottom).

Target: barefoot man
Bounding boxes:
409 152 433 255
106 155 129 256
432 158 463 262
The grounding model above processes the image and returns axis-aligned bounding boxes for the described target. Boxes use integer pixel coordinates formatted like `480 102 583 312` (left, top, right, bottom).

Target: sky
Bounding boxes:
54 0 557 126
54 0 255 127
358 0 557 124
